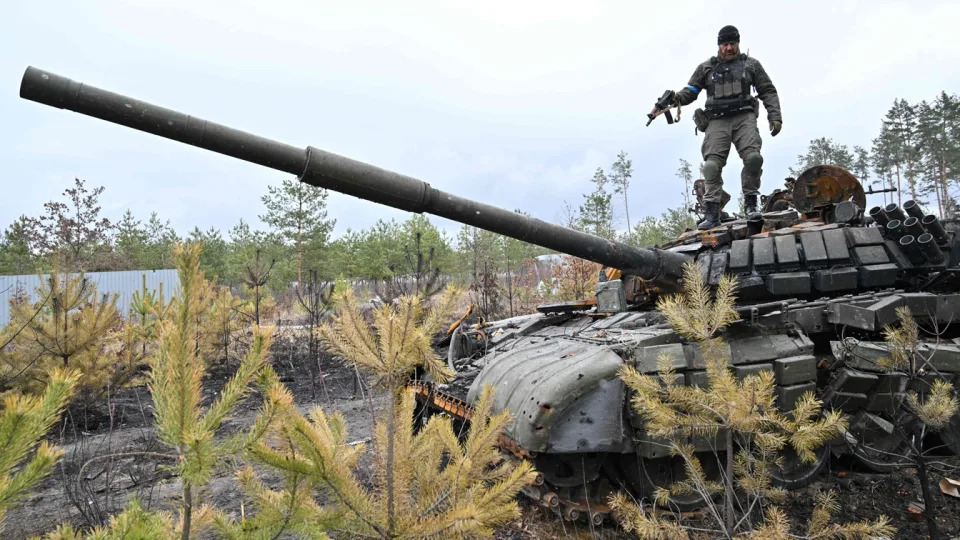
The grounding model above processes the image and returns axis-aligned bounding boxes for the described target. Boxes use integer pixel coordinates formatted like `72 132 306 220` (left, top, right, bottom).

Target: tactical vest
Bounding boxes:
704 58 753 118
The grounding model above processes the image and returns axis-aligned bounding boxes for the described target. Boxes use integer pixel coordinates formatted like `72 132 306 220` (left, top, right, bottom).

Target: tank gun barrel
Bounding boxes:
20 66 689 287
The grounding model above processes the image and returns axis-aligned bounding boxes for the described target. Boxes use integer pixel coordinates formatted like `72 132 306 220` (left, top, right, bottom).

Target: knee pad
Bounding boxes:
702 159 722 181
743 152 764 174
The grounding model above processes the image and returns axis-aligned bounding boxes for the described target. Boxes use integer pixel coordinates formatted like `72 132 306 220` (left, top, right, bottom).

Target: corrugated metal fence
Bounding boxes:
0 269 180 327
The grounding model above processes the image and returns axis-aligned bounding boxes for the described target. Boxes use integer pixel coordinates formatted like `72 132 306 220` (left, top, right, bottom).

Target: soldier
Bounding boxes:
659 25 782 229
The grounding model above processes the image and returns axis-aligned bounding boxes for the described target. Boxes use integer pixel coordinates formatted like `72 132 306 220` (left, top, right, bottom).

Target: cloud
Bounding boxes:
2 0 958 243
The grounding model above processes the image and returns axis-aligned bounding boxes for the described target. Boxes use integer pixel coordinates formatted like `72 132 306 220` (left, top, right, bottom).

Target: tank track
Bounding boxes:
409 289 960 525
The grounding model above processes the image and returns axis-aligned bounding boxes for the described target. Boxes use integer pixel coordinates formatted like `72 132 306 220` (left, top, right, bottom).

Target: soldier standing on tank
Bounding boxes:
656 25 782 230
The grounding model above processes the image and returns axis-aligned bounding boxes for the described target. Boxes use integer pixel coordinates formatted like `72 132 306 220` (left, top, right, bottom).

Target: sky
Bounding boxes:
2 0 959 244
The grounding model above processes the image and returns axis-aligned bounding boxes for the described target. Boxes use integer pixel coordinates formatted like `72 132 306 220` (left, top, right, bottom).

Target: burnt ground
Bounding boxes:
4 329 960 539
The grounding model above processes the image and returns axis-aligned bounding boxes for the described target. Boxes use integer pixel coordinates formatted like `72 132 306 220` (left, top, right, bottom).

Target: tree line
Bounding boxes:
0 149 701 320
791 92 960 217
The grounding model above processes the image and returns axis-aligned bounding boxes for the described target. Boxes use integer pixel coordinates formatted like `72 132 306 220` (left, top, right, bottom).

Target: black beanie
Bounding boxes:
718 25 740 45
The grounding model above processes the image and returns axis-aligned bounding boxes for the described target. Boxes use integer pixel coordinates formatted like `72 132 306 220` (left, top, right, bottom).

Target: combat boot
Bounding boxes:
744 195 761 220
697 202 721 230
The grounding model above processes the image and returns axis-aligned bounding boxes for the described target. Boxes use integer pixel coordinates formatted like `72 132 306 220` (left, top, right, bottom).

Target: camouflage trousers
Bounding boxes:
701 110 763 203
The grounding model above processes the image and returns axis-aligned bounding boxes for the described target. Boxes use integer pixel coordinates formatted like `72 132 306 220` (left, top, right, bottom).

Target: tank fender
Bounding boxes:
466 340 629 453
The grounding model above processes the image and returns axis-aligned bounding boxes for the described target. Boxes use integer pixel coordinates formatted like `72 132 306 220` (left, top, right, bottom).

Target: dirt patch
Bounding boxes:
2 328 384 539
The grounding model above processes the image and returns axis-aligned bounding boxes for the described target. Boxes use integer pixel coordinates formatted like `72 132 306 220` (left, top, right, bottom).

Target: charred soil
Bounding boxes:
4 330 960 539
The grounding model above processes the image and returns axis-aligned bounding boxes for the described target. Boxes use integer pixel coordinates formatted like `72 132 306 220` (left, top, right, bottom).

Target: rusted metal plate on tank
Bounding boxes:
814 267 859 292
799 231 828 268
753 237 775 271
730 223 749 240
701 230 732 247
774 355 816 385
793 165 867 212
729 239 752 273
766 272 811 296
822 229 851 264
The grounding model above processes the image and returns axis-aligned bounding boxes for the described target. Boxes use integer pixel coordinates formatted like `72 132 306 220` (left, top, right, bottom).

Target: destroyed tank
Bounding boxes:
20 66 960 523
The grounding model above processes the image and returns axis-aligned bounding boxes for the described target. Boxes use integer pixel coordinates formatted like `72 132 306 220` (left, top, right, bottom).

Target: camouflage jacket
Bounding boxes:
675 53 782 123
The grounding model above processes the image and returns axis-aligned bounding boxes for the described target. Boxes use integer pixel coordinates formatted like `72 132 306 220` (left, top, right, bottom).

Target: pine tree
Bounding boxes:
883 99 922 204
0 369 77 535
46 499 176 539
242 286 536 539
188 227 228 282
41 244 288 540
143 212 180 270
374 223 447 304
915 93 960 217
791 137 855 175
613 263 891 538
3 270 125 405
871 129 901 206
579 167 615 239
115 210 148 270
610 151 633 231
675 159 694 214
149 244 275 539
202 286 244 365
866 307 960 540
297 270 335 401
457 225 503 317
852 145 872 186
0 217 36 275
239 248 276 327
260 178 335 292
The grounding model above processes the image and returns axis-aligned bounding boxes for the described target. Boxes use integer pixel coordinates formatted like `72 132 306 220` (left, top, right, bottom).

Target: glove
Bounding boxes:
770 120 782 137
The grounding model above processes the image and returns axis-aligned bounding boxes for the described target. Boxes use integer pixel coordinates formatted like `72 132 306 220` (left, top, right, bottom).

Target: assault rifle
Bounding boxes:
646 90 680 126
